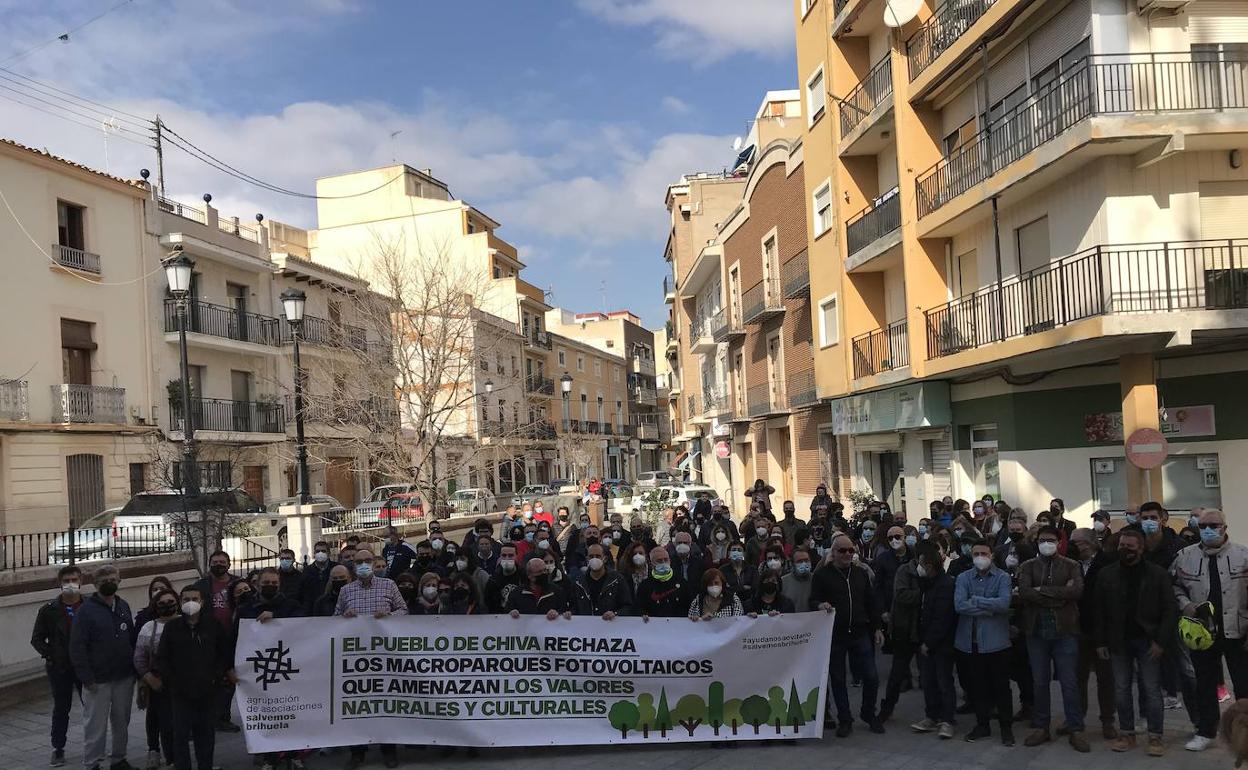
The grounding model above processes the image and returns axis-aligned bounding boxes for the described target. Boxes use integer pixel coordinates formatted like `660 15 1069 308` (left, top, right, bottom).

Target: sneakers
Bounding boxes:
911 718 938 733
964 724 991 743
1068 731 1091 753
1186 734 1214 752
1023 729 1052 747
145 751 161 770
1148 736 1165 757
938 722 954 740
1164 695 1183 710
1219 686 1231 703
1111 734 1137 752
50 751 65 768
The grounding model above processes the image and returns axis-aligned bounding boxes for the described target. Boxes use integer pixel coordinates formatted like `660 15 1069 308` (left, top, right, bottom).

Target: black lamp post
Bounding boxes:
163 250 199 497
281 288 311 505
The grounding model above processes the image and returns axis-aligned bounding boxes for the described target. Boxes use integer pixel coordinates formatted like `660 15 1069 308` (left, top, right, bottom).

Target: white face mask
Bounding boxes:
1093 520 1107 532
181 601 201 616
499 559 516 574
601 536 613 547
706 585 722 598
431 539 444 550
1038 541 1058 557
314 551 329 563
422 586 439 601
973 555 992 572
61 582 80 596
1005 554 1020 568
455 559 468 571
990 520 1002 534
537 540 549 550
631 554 646 566
675 543 691 555
766 558 782 571
915 564 928 578
587 557 605 572
714 531 727 542
755 527 767 537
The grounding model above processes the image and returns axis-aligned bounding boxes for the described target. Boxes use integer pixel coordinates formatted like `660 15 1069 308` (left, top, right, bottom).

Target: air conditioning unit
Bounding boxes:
1138 0 1190 12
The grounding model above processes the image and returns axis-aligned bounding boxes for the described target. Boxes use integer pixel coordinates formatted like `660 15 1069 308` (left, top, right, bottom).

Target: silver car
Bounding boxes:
47 508 120 564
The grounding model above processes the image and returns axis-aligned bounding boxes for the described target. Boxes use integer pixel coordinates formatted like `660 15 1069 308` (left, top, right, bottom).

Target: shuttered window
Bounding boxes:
1200 181 1248 240
941 83 979 138
1016 216 1051 274
923 434 952 501
1189 0 1248 45
67 454 105 527
1029 0 1091 74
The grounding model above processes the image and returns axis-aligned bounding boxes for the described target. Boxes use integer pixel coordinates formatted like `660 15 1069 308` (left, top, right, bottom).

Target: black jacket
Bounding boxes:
809 563 881 642
485 570 524 613
312 591 340 618
870 547 911 614
665 547 706 585
31 597 80 674
299 562 334 612
504 584 567 615
235 592 304 623
721 562 758 608
633 576 690 618
918 572 957 653
383 541 419 577
697 516 739 547
277 566 303 599
571 570 632 616
68 594 134 686
1093 559 1179 652
153 614 232 699
748 592 796 615
1076 551 1115 635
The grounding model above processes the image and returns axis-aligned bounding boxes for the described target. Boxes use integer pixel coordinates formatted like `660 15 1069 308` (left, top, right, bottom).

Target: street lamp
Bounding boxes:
484 379 494 395
163 250 199 498
280 288 311 505
560 372 572 394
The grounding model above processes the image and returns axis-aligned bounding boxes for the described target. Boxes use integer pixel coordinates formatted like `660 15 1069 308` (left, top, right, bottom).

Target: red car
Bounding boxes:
380 493 425 523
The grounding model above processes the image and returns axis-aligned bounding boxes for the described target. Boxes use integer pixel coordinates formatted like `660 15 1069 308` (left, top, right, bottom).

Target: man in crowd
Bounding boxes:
811 533 883 737
667 530 704 584
191 550 240 733
572 543 631 618
781 547 815 615
953 539 1015 745
634 546 689 619
911 541 957 739
299 541 335 612
68 564 135 770
1139 502 1183 568
777 500 804 546
238 567 304 626
485 543 523 612
382 527 418 577
506 557 569 617
31 565 85 767
153 585 235 770
1094 527 1177 757
275 547 302 597
1171 508 1248 752
1019 526 1087 751
1069 527 1117 740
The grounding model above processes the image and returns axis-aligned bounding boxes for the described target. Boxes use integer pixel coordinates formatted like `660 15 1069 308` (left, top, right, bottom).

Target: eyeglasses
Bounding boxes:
1199 523 1223 530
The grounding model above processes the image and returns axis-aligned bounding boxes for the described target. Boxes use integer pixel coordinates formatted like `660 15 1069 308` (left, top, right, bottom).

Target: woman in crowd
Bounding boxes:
409 572 445 614
721 540 757 608
446 572 482 614
705 521 734 566
747 569 793 616
620 541 651 595
689 568 744 620
394 572 419 612
132 587 179 769
131 576 175 647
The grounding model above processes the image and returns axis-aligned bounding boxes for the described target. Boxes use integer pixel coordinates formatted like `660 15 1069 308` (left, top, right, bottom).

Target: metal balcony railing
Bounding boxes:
852 320 910 378
216 216 260 243
788 369 818 408
279 315 367 351
163 299 281 346
702 387 730 418
524 330 552 350
728 390 750 422
747 382 788 418
906 0 999 81
663 275 676 301
524 376 555 396
52 385 126 424
742 278 785 324
0 379 29 421
170 397 285 434
841 56 894 137
846 189 902 256
633 386 658 405
157 196 207 225
917 52 1248 218
632 355 656 376
686 394 700 418
926 238 1248 359
783 249 811 299
834 0 850 14
285 395 398 429
53 243 101 274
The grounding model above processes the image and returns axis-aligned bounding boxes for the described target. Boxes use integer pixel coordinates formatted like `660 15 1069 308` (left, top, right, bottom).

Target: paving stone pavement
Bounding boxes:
0 675 1237 770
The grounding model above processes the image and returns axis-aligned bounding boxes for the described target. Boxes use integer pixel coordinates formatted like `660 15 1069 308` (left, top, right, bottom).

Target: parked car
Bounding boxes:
46 508 121 564
602 481 634 504
111 487 270 556
635 470 678 489
378 492 426 525
511 484 554 508
632 484 720 513
352 483 417 529
265 494 348 527
448 488 492 516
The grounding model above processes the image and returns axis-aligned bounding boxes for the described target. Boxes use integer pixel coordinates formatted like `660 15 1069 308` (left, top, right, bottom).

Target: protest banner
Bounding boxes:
234 613 832 751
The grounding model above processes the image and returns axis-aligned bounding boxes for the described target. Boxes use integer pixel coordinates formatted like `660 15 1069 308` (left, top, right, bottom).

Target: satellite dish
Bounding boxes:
731 136 743 152
883 0 921 27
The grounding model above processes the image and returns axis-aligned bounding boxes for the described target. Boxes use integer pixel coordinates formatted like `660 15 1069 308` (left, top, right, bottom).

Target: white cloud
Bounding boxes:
577 0 794 61
661 95 693 115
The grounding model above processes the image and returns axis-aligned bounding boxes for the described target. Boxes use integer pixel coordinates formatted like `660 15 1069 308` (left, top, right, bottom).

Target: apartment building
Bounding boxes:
549 332 632 481
651 323 678 473
796 0 1248 520
545 309 668 476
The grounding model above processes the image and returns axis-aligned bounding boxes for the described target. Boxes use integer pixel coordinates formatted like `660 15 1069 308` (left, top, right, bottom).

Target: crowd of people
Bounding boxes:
27 483 1245 768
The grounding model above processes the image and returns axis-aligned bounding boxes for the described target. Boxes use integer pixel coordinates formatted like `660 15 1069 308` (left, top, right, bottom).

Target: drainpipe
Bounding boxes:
980 40 1005 343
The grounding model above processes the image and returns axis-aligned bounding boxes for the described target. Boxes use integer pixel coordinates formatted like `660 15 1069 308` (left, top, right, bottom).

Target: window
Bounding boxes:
493 265 501 279
813 181 833 237
817 294 839 348
510 356 518 376
57 201 85 251
576 355 585 372
498 399 505 424
801 0 816 17
613 366 621 383
558 349 566 366
943 119 977 156
806 66 826 125
970 424 1000 499
60 319 95 385
594 359 602 377
66 454 104 527
129 462 148 495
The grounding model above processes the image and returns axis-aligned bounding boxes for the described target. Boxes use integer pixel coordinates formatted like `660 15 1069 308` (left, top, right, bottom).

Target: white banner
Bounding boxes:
234 613 832 751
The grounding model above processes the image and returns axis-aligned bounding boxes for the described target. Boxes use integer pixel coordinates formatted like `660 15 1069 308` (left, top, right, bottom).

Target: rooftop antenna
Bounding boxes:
599 280 607 313
731 136 744 152
389 129 403 163
883 0 921 27
101 116 120 173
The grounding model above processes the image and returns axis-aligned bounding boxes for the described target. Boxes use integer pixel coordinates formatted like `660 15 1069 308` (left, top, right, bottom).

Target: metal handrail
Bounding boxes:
52 243 101 274
169 397 286 434
163 298 282 346
846 189 901 256
841 56 894 136
852 319 910 378
906 0 999 80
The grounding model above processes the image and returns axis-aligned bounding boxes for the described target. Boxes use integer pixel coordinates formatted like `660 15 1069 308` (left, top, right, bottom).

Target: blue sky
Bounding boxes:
0 0 795 327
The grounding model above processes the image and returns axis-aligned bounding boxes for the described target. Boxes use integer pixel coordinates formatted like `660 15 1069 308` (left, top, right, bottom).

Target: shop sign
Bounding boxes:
1084 405 1216 443
830 382 951 435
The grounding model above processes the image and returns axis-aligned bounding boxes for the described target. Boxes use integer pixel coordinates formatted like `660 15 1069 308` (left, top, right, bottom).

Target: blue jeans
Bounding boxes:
827 632 879 725
1111 638 1163 736
46 667 78 751
1027 634 1081 732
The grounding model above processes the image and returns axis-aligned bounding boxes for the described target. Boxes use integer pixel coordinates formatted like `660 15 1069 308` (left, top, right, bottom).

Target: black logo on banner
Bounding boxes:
246 640 300 691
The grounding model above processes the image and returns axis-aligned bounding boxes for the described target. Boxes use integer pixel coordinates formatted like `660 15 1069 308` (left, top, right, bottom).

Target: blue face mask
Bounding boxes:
905 535 917 548
960 543 972 557
355 563 373 579
938 515 953 528
917 525 928 536
1125 514 1138 526
525 532 535 542
794 562 811 575
1141 519 1160 535
1200 526 1223 544
279 558 293 570
729 550 745 562
652 563 672 576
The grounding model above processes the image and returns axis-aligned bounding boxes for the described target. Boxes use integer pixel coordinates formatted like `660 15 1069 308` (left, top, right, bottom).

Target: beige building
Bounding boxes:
548 331 632 480
796 0 1248 521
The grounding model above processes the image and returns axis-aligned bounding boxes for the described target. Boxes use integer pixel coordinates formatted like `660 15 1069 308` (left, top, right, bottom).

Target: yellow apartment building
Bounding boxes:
548 331 632 481
796 0 1248 521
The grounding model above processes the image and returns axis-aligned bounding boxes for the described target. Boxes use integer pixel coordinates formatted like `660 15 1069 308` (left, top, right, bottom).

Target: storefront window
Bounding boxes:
1090 454 1220 514
970 424 999 499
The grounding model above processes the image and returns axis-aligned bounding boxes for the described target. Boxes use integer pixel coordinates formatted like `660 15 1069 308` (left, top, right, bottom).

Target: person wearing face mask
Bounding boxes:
1170 509 1248 752
235 569 306 770
462 518 493 553
879 540 922 723
1018 526 1087 751
704 522 733 565
191 550 238 636
777 500 804 546
748 570 795 616
688 569 743 620
994 515 1036 573
68 564 136 770
1067 528 1118 742
409 572 446 615
473 534 499 577
572 543 631 619
566 524 602 580
129 576 176 648
32 565 86 768
746 478 775 516
132 588 179 770
274 547 302 598
635 546 691 620
953 539 1015 746
1134 502 1182 569
409 540 444 579
781 548 816 613
506 557 570 618
857 520 879 561
299 540 335 614
947 523 977 579
446 574 482 615
721 540 757 609
531 501 553 527
1092 528 1177 757
382 527 419 578
618 543 650 593
1088 510 1116 553
692 491 714 523
485 543 525 613
810 484 835 517
314 564 353 617
909 542 958 740
666 531 705 584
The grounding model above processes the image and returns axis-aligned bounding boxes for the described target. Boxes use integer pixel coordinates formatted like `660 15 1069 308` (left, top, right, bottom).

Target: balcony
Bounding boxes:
527 419 557 441
906 0 999 81
742 279 785 325
840 56 893 143
524 376 555 397
632 355 656 376
691 315 718 354
216 215 261 243
156 196 207 225
559 418 605 436
279 315 367 352
170 397 285 435
685 394 700 421
163 299 281 348
0 380 28 421
846 189 902 260
524 330 552 351
788 369 819 408
663 275 676 304
925 238 1248 359
633 385 658 406
52 385 126 424
633 415 661 442
917 52 1248 220
747 382 788 419
52 243 101 274
727 391 750 423
285 395 398 430
702 388 730 419
782 249 811 299
852 320 910 379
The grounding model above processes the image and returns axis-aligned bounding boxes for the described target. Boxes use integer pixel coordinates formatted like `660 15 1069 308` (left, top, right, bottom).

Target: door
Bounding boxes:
766 332 783 408
1016 217 1053 332
242 465 264 502
922 434 953 501
231 370 251 432
1199 181 1248 308
326 457 356 508
878 451 904 514
227 283 248 341
729 266 741 326
775 429 793 500
66 454 105 527
60 319 94 386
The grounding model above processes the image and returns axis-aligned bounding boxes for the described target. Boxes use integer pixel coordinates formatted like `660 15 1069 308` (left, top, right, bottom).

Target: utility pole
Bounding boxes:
153 115 166 197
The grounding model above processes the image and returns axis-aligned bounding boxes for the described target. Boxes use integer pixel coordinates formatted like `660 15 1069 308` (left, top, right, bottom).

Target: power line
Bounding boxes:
0 0 137 67
0 81 150 142
0 67 149 126
0 89 152 149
